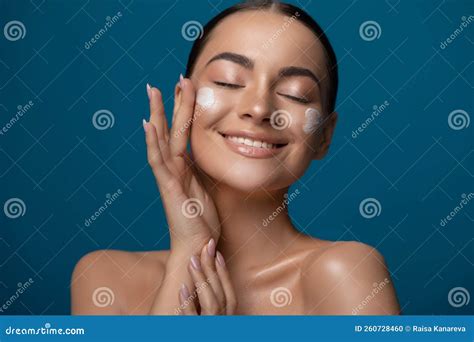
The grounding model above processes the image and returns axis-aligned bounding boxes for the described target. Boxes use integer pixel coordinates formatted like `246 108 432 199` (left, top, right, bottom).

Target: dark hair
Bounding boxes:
184 0 338 114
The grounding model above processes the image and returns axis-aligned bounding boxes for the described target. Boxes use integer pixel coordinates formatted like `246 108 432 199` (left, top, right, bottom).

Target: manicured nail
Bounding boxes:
180 283 190 299
179 74 184 88
190 255 201 271
142 119 148 132
146 83 152 100
207 238 216 257
216 251 226 267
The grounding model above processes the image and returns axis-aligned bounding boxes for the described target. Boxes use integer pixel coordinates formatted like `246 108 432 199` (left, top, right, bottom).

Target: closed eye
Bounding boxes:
214 81 244 89
277 92 310 104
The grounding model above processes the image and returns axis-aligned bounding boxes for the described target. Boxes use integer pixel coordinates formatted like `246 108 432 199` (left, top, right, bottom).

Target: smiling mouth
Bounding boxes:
220 133 287 149
218 131 288 158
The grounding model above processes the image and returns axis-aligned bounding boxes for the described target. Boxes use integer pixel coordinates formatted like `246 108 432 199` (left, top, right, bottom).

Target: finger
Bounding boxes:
147 84 169 141
169 76 196 157
215 251 237 315
178 283 197 315
144 121 171 182
145 121 188 227
188 255 221 315
200 239 226 309
145 120 184 204
172 82 182 126
157 132 171 166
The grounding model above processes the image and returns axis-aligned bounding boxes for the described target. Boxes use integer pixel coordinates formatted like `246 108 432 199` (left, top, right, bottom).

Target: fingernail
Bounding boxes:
179 74 184 88
207 238 216 257
142 119 148 132
180 283 190 299
146 83 152 100
216 251 226 267
190 255 201 271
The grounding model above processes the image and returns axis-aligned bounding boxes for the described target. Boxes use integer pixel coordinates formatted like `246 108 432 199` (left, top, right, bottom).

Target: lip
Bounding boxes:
220 129 289 145
218 130 288 159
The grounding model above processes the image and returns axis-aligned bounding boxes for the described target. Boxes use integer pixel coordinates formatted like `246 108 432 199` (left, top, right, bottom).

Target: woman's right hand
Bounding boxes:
144 76 220 254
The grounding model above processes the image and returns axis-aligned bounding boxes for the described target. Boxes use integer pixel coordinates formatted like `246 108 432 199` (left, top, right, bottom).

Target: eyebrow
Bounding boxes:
206 52 320 86
278 66 320 86
206 52 254 69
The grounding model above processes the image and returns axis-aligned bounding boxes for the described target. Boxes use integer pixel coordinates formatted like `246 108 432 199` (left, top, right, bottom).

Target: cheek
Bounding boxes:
302 108 323 135
193 86 232 126
274 107 323 138
190 86 230 157
196 87 215 109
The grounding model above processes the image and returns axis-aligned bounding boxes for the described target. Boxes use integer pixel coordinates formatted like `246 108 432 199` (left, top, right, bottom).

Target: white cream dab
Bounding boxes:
196 87 215 108
303 108 322 134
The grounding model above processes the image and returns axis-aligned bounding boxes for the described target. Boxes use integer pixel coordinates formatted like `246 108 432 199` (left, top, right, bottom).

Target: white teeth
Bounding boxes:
244 138 253 146
224 135 277 149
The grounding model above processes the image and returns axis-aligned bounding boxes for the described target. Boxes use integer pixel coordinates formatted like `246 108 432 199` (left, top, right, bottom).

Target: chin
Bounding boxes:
223 169 290 193
193 153 298 193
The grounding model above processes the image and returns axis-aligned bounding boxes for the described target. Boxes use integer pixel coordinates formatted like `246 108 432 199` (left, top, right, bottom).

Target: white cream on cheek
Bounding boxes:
303 108 323 134
196 87 215 108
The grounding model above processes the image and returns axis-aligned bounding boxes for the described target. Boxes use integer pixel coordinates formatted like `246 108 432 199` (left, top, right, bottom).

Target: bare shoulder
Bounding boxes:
71 249 170 315
300 239 400 315
303 240 386 270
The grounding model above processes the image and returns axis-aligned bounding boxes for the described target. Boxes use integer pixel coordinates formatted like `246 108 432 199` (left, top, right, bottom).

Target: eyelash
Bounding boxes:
278 93 310 104
214 81 244 89
214 82 310 104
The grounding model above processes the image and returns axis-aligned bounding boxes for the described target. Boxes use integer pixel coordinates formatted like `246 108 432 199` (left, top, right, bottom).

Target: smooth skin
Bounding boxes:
71 10 400 315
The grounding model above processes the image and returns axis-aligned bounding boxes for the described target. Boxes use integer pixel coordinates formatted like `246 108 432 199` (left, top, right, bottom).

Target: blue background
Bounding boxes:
1 316 474 341
0 0 472 315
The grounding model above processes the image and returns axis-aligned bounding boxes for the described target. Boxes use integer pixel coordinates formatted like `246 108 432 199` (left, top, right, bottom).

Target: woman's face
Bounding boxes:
189 10 337 192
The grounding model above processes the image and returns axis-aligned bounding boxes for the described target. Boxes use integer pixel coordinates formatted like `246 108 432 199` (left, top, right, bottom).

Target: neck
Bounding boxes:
204 179 300 271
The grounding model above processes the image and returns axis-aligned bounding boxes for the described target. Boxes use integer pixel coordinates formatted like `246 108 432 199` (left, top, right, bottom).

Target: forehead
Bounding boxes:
193 10 328 77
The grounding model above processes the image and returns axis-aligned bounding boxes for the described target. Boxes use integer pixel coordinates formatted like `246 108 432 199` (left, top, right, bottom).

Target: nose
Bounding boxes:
237 84 273 125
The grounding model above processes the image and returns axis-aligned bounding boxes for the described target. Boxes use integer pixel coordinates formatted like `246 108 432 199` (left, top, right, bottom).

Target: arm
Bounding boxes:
144 78 221 314
71 78 221 315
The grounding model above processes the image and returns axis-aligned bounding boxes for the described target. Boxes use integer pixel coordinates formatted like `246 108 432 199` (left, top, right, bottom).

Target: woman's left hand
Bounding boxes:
177 238 237 315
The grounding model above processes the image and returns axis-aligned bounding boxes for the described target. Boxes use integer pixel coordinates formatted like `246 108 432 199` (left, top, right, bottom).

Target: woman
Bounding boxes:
71 0 400 315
